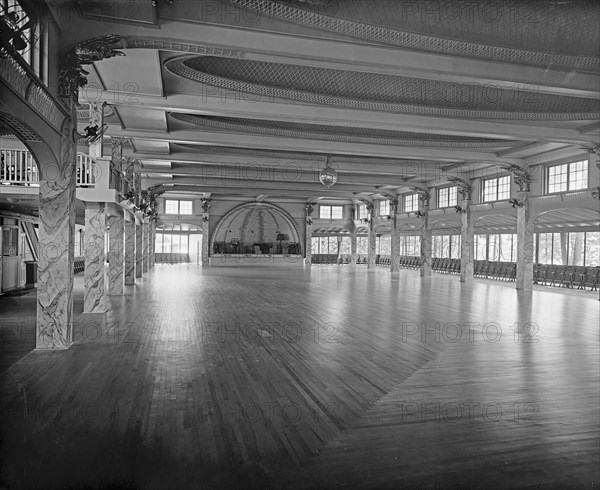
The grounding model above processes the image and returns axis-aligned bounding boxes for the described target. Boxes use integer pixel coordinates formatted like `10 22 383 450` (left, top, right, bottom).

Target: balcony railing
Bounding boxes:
1 149 96 187
1 149 38 185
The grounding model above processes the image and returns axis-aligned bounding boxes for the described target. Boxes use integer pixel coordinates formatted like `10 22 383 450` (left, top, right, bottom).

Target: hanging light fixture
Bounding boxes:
319 155 338 188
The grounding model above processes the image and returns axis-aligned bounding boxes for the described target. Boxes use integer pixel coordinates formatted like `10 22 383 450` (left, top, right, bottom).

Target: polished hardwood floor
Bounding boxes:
0 265 598 489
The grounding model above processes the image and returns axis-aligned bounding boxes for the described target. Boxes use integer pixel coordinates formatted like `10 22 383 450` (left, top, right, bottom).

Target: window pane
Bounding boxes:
319 206 330 219
340 236 351 255
498 176 511 200
450 235 461 259
537 233 552 264
379 200 390 216
585 232 599 266
569 160 588 190
165 200 179 214
548 164 567 193
483 179 497 202
568 232 585 266
155 233 163 253
180 235 189 254
331 206 343 219
179 201 193 215
552 233 567 265
499 234 514 261
438 188 448 208
311 237 320 254
475 234 487 260
357 236 368 254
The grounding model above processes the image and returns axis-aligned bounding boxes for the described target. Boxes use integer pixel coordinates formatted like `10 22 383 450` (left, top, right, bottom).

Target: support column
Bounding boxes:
460 199 474 283
36 103 77 349
201 215 210 266
516 192 534 290
135 223 143 278
142 222 149 273
107 213 124 295
391 215 400 273
367 219 376 269
420 208 432 277
305 219 312 266
350 232 357 266
149 221 155 269
337 236 343 263
124 218 135 285
84 203 107 313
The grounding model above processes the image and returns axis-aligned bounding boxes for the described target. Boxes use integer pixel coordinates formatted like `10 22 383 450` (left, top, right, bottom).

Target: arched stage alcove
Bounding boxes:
211 202 302 257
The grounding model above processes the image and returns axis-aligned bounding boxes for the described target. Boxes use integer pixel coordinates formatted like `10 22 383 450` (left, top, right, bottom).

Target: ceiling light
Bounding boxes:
319 156 338 189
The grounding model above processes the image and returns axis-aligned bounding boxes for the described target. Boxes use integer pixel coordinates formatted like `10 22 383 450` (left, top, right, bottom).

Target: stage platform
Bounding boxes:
209 254 305 266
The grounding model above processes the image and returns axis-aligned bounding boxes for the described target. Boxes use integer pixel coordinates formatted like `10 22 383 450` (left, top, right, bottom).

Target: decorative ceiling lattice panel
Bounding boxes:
227 0 599 71
176 143 446 171
166 56 600 120
170 113 521 148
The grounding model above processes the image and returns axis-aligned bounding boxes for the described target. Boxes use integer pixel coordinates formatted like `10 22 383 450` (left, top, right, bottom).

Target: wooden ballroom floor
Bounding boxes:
0 264 598 489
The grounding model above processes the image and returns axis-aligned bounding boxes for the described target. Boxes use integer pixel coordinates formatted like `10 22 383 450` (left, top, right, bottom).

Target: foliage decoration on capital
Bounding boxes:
59 35 124 100
499 163 533 192
447 177 472 200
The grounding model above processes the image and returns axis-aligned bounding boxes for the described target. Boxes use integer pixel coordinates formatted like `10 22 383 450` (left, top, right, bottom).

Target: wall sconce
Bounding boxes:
307 218 313 225
415 210 426 218
202 216 209 222
454 205 467 214
384 214 393 221
360 218 371 224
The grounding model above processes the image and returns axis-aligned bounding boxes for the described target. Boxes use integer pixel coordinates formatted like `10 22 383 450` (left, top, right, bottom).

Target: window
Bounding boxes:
356 203 367 220
437 186 458 208
536 231 598 266
475 234 517 261
379 200 390 216
483 175 511 202
2 227 18 256
547 160 588 193
155 233 189 254
377 235 391 254
404 194 419 213
319 205 343 219
432 235 461 258
312 236 340 254
356 236 368 254
165 199 193 215
399 235 420 256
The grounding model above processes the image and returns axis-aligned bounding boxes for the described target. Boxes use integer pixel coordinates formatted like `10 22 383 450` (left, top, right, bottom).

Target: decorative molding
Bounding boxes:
0 56 67 131
225 0 599 72
125 38 246 58
170 113 520 148
166 56 599 121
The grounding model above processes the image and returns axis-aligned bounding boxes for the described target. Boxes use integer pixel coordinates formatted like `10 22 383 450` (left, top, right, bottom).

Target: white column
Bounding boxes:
83 203 107 313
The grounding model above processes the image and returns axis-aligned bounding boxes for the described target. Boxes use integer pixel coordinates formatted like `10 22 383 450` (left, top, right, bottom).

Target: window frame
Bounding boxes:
546 160 589 194
403 193 419 213
482 174 511 203
436 186 458 209
164 199 193 215
319 205 343 220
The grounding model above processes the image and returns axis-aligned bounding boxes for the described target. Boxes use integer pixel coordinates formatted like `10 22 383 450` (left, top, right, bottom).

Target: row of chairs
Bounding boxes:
311 254 370 265
376 255 391 266
432 257 461 274
74 257 85 274
534 264 599 290
155 253 190 264
474 260 517 281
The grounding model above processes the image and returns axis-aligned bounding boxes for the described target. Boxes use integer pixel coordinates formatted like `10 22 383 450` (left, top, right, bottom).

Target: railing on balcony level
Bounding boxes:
1 149 96 187
1 149 39 185
76 153 95 187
